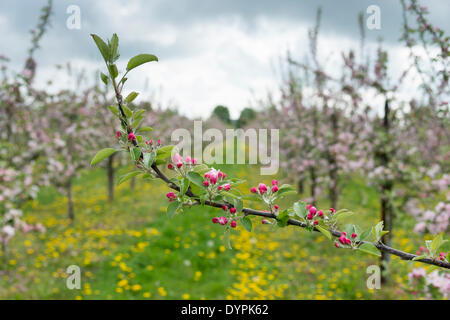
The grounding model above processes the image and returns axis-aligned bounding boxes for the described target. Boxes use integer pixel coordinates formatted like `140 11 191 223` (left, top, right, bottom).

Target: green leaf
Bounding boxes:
412 254 428 261
118 171 142 185
122 105 132 119
431 234 448 256
100 72 109 85
126 91 139 104
241 216 252 232
139 126 153 132
143 151 156 168
108 64 118 78
293 201 307 219
126 54 158 72
316 225 332 240
358 243 381 257
186 171 204 188
193 164 209 174
108 105 119 116
221 191 239 199
109 33 119 62
274 184 296 199
334 210 354 222
156 145 175 160
167 200 180 218
90 148 117 166
130 147 141 163
277 210 289 227
359 228 372 241
234 198 243 213
91 34 110 62
180 178 190 196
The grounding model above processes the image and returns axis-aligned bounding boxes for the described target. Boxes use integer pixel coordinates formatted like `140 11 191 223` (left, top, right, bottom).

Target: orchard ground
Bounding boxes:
0 164 438 300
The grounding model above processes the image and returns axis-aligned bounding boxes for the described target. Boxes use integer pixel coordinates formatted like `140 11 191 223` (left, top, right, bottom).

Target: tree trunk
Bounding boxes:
297 176 304 194
379 99 393 284
107 154 115 203
328 110 339 209
310 167 317 206
67 178 74 221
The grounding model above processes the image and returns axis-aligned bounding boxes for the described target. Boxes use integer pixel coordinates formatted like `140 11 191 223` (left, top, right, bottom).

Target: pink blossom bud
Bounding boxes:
222 183 231 191
317 210 324 217
116 131 121 138
338 236 346 245
192 158 198 165
203 181 209 187
313 220 319 225
345 238 351 245
217 185 222 191
306 204 312 210
218 216 228 225
230 220 237 228
168 163 174 170
212 217 219 224
307 213 314 220
177 162 183 168
128 132 136 141
335 243 340 248
329 208 336 214
258 183 268 194
250 187 257 193
185 156 191 164
341 232 347 236
149 140 153 145
230 207 237 214
222 205 228 211
157 139 161 145
271 185 279 193
309 207 317 215
166 192 176 202
274 205 279 210
351 233 357 239
262 219 270 224
145 140 150 145
272 180 278 186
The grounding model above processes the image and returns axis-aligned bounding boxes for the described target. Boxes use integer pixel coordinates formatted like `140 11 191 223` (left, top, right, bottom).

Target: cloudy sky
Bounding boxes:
1 0 448 118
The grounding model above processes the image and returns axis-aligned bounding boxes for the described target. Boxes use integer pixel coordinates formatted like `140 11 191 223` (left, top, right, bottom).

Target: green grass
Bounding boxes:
0 164 442 299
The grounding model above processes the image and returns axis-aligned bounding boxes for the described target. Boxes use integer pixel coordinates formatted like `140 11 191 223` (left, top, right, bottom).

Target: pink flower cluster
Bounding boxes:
250 180 279 195
166 192 177 202
168 153 198 170
212 216 237 228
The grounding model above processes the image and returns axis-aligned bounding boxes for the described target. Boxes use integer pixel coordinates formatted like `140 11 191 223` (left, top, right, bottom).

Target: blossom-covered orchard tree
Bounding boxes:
89 33 449 274
0 1 53 262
